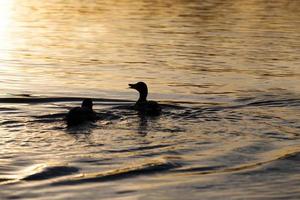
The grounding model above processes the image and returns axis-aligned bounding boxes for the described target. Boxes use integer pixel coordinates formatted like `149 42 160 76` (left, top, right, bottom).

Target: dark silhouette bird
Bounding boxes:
129 82 161 115
65 98 97 127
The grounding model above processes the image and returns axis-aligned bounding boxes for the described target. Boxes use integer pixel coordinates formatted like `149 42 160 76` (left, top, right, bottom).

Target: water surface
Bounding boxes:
0 0 300 199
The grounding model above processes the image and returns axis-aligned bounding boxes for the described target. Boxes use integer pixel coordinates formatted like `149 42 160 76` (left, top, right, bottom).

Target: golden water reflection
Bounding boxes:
0 1 13 60
0 0 299 100
0 2 299 199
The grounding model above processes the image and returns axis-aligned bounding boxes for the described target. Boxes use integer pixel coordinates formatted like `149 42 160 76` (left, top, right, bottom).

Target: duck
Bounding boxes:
129 82 161 115
65 98 97 126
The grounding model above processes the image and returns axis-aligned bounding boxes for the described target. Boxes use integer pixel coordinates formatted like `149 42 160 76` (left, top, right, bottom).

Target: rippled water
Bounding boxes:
0 0 300 199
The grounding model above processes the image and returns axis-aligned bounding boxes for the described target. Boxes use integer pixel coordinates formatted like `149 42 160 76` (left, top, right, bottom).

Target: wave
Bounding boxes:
1 147 299 187
176 146 300 175
51 158 179 186
0 164 80 185
0 159 179 186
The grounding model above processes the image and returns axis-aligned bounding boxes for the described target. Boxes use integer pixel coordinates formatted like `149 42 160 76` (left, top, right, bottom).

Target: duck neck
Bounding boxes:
137 90 147 103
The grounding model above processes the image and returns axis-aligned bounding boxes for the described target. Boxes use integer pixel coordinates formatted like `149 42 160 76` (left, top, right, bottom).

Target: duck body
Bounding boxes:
134 100 161 116
129 82 161 116
66 99 97 126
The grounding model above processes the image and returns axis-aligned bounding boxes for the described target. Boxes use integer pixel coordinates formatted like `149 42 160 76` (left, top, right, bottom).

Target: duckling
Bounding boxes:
129 82 161 115
66 98 96 126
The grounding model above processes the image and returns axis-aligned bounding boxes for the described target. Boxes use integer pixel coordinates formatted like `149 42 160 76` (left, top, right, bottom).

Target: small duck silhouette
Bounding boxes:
66 98 97 126
129 82 161 115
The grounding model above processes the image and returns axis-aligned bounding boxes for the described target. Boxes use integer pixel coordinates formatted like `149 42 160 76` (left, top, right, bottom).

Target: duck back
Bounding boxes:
66 107 96 126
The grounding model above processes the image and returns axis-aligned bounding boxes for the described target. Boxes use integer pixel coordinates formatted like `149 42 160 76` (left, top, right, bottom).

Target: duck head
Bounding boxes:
129 82 148 102
81 98 93 110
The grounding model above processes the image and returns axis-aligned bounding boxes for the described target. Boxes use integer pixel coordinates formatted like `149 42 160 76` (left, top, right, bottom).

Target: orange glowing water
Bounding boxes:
0 1 299 199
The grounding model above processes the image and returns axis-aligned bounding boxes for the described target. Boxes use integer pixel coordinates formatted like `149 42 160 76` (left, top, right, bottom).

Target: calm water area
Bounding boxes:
0 0 300 199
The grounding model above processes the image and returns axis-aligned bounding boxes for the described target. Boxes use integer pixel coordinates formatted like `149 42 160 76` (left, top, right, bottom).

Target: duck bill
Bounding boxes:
128 83 136 89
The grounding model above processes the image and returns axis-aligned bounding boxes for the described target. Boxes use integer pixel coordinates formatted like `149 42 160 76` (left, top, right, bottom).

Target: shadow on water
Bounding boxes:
137 115 149 136
66 123 95 135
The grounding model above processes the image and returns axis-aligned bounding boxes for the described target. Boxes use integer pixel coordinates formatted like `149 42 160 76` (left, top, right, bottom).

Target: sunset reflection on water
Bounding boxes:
0 1 299 100
0 1 300 199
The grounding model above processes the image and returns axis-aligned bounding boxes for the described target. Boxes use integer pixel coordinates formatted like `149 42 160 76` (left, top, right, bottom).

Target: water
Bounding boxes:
0 0 300 199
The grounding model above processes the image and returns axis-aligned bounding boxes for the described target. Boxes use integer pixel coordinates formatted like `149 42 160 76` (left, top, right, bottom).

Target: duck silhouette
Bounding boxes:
129 82 161 116
65 98 97 126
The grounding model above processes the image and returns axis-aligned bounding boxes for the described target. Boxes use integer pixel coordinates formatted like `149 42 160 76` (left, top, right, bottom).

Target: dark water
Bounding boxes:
0 0 300 199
